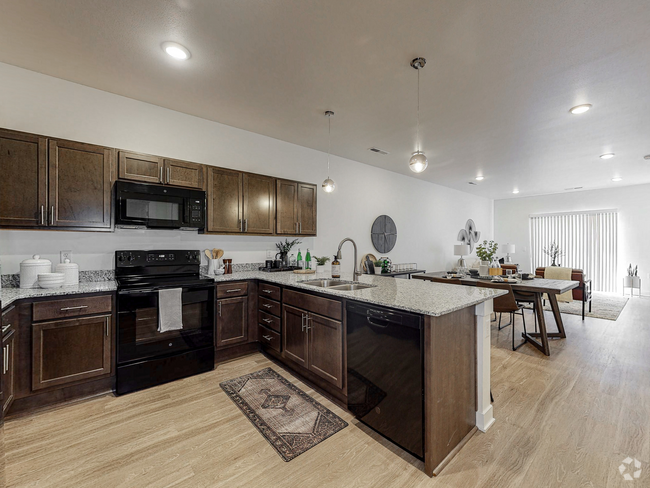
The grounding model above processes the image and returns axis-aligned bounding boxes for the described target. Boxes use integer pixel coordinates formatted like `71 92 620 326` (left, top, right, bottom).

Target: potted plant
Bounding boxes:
313 256 330 273
275 238 301 266
373 260 384 275
624 264 640 290
543 241 564 267
476 240 499 276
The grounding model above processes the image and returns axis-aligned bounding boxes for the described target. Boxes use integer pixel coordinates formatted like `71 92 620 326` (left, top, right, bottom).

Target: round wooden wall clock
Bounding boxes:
371 215 397 253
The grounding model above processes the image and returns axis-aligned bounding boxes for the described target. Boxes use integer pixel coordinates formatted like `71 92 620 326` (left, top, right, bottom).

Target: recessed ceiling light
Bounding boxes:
512 189 520 194
612 177 622 182
162 42 191 60
644 155 650 160
569 104 592 115
468 181 477 186
475 175 484 181
600 153 615 160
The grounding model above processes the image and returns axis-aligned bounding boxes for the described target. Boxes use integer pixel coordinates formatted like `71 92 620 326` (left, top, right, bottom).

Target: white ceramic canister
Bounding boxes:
20 255 52 289
55 258 79 286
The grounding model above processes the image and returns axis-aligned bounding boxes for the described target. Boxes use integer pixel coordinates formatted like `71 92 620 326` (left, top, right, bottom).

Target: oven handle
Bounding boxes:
118 284 214 295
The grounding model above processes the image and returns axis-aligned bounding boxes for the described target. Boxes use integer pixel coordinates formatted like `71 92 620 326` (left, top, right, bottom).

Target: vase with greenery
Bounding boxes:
625 264 640 289
373 260 384 274
476 240 498 264
543 241 564 266
313 256 330 273
276 238 301 266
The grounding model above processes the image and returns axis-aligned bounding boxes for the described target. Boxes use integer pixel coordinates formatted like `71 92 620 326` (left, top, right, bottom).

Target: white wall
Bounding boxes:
494 185 650 294
0 62 493 275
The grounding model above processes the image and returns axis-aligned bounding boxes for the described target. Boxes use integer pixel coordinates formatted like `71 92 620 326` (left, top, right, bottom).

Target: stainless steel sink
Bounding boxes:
328 283 376 291
300 279 347 288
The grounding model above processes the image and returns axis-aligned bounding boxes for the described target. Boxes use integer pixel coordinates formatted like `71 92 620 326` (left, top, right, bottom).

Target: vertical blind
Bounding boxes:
529 210 618 292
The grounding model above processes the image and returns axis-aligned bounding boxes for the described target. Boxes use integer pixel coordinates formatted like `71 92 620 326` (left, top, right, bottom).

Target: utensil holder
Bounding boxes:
207 259 219 275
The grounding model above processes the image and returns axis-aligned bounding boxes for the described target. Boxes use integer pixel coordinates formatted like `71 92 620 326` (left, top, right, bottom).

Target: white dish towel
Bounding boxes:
158 288 184 332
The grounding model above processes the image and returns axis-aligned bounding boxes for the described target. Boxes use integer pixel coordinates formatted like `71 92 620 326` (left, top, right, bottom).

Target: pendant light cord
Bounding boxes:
416 68 420 153
327 114 331 177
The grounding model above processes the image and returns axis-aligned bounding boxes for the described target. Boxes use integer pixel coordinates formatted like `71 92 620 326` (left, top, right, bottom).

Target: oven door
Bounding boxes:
117 284 214 364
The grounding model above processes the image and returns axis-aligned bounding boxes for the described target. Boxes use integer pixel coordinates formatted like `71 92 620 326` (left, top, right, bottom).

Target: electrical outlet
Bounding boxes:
60 250 72 263
266 250 275 259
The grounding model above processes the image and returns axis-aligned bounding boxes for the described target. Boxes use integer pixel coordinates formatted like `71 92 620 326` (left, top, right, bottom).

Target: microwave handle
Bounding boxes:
184 199 190 226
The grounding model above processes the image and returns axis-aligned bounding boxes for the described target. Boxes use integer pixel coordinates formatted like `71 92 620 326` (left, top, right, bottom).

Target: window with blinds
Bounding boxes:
529 210 618 292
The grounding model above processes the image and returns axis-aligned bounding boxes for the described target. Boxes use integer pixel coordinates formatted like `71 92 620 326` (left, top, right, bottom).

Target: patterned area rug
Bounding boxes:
220 367 348 461
524 292 629 321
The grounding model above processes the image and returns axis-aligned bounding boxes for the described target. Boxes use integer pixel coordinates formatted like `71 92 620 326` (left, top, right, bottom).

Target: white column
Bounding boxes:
475 299 495 432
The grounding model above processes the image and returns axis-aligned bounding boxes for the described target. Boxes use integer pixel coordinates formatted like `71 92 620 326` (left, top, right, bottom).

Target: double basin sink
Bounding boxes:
300 279 376 291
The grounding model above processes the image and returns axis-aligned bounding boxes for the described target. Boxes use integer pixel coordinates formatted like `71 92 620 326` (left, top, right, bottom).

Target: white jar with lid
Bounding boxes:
55 258 79 286
20 255 52 289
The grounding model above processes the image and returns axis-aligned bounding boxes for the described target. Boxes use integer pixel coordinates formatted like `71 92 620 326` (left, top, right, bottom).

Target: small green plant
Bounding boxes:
476 240 498 262
275 238 301 258
313 256 330 266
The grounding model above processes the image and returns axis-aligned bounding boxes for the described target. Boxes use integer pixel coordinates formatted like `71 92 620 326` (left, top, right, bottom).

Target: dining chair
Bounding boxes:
513 290 538 334
477 281 528 351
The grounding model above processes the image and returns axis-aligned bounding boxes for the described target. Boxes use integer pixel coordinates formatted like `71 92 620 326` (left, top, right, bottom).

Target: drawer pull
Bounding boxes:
2 325 10 334
226 288 242 293
262 289 273 294
262 303 273 308
262 318 273 323
60 305 89 311
262 335 273 341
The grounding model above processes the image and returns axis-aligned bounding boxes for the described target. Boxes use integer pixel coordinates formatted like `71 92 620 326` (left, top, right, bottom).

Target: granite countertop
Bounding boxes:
206 271 506 317
1 281 117 310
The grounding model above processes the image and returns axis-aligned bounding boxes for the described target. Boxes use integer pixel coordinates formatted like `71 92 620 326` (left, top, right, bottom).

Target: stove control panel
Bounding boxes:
115 250 201 267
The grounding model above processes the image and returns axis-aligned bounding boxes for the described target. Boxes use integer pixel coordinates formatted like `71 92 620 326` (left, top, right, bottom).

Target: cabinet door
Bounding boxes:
282 305 308 368
207 167 244 233
216 297 248 348
243 173 275 234
0 129 47 227
276 179 298 234
308 314 343 388
49 140 114 228
32 315 112 391
297 183 317 235
164 158 205 189
2 330 15 415
118 151 164 184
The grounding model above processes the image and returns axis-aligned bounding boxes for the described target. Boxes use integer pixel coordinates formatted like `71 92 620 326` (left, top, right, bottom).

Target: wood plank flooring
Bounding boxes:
4 295 650 487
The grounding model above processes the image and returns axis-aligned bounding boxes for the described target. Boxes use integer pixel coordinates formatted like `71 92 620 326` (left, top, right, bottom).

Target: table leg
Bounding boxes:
547 293 567 338
522 293 550 356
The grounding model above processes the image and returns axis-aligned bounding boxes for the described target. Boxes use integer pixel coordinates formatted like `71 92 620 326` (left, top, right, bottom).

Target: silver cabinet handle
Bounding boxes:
262 289 273 294
105 317 109 336
296 222 299 233
2 325 11 334
226 288 242 293
262 318 273 323
218 301 222 316
167 167 171 184
40 205 45 225
160 166 164 183
301 313 307 332
244 219 248 232
262 335 273 341
50 205 55 225
60 305 89 311
305 314 311 331
262 303 272 308
299 222 302 234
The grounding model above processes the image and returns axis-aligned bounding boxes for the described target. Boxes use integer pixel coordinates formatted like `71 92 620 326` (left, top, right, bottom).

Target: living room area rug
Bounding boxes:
525 292 629 321
219 367 348 461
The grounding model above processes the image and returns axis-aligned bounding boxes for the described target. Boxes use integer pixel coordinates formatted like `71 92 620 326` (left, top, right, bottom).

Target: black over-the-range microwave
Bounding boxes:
114 181 206 230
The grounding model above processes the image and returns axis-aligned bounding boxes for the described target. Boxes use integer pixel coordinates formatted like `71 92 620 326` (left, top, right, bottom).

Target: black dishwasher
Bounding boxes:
346 301 424 459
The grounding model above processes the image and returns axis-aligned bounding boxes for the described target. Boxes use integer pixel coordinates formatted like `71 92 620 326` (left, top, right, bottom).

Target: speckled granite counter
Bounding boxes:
204 271 505 317
1 281 117 309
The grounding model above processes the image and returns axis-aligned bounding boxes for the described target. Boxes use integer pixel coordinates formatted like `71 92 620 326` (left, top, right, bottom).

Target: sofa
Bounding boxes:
535 267 592 320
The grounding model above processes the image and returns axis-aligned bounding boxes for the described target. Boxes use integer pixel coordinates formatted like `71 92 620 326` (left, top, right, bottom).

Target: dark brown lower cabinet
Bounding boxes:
32 315 112 391
2 330 15 415
216 297 248 348
282 304 343 388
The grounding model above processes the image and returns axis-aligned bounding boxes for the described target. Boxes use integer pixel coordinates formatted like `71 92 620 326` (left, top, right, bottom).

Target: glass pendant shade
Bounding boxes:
322 178 336 193
409 151 428 173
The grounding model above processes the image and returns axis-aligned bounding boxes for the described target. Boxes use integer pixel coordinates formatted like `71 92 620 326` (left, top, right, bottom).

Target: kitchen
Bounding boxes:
2 1 649 487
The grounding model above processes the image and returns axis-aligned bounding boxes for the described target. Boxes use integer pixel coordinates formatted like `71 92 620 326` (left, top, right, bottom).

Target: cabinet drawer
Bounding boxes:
258 310 281 333
258 297 281 317
283 289 342 321
33 295 113 322
2 305 18 336
258 324 281 353
258 283 281 301
216 282 249 298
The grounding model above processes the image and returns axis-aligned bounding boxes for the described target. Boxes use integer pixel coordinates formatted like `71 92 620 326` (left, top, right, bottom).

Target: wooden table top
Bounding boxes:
414 272 580 295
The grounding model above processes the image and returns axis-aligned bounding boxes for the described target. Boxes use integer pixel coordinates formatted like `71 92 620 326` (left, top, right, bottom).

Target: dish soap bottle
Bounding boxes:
331 255 341 278
297 249 303 269
305 249 312 270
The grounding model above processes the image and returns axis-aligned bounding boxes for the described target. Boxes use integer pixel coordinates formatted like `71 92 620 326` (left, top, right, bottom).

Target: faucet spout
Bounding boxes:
336 238 360 281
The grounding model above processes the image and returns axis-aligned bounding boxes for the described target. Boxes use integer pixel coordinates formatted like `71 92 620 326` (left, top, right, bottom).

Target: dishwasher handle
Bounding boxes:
347 301 422 329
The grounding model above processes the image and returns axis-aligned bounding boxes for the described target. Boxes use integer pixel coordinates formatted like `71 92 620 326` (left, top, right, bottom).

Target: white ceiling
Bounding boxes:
1 0 649 200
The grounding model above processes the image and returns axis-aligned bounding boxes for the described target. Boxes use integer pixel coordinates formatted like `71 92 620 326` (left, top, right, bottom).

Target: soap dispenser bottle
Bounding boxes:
331 255 341 278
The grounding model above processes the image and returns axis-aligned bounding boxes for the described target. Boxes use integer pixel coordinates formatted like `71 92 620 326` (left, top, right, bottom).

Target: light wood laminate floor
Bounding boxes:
4 295 649 487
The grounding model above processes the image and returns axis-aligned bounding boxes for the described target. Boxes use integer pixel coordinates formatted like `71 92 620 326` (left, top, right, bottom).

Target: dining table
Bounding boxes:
413 272 580 356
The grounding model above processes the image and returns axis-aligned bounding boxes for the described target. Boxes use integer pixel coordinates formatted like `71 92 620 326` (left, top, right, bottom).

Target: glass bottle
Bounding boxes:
331 255 341 278
305 249 312 270
297 249 303 269
289 253 296 267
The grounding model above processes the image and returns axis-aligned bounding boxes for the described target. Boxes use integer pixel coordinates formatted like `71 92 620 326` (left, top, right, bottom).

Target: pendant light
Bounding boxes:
322 110 336 193
409 57 428 173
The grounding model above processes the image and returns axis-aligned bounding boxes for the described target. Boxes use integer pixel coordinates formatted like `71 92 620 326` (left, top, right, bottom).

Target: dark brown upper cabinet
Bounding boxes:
49 140 114 229
0 129 48 227
276 179 317 235
0 129 114 230
118 151 164 184
163 158 205 190
206 167 275 235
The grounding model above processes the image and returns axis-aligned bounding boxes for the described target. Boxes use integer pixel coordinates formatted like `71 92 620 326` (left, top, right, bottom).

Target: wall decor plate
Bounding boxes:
371 215 397 253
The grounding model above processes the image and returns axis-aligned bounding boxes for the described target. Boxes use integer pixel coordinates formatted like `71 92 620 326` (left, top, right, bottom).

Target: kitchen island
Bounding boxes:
206 270 505 476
